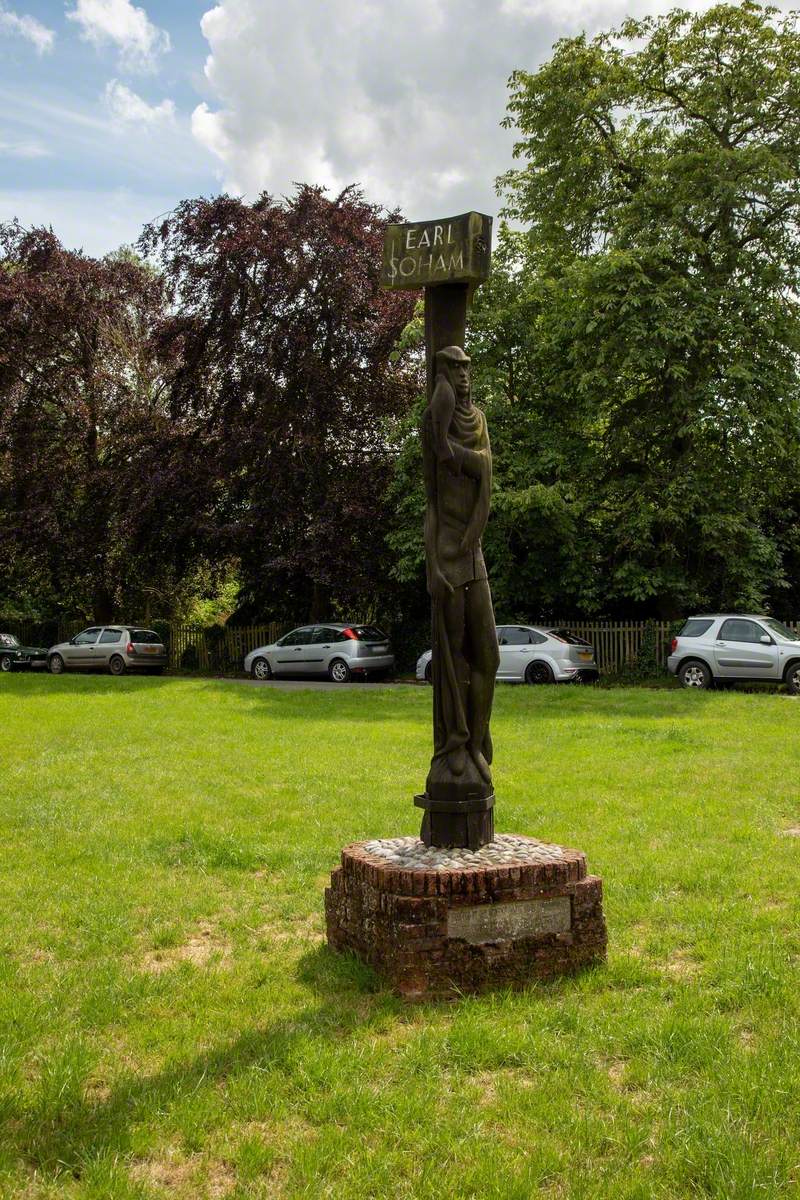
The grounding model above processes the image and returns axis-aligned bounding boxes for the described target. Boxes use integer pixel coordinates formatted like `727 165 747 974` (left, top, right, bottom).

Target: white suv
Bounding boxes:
667 615 800 693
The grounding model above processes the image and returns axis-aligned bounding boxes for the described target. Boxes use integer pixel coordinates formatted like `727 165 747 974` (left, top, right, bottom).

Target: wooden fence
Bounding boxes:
164 623 285 671
544 620 676 674
4 615 799 675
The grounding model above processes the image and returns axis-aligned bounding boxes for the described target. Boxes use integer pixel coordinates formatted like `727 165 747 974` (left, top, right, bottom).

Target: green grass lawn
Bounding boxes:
1 675 799 1199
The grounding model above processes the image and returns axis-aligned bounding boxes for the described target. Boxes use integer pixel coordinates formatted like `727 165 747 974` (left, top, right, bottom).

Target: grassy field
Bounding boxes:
1 675 799 1199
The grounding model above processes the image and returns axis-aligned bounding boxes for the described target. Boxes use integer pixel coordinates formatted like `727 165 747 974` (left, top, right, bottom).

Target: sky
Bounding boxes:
0 0 794 256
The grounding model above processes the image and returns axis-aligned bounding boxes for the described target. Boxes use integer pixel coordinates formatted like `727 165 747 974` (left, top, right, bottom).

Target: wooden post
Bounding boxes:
382 213 494 847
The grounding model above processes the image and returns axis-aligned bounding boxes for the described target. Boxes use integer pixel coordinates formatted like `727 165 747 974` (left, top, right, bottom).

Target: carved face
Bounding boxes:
451 360 470 399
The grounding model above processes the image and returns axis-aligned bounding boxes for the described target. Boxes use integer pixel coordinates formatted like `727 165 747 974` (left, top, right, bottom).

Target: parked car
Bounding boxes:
48 627 167 676
415 625 599 684
0 632 48 672
668 614 800 692
244 623 394 682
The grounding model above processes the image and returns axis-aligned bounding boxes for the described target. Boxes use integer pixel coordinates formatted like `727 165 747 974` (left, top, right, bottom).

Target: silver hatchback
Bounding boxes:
667 614 800 692
48 626 167 676
244 623 394 682
416 625 598 684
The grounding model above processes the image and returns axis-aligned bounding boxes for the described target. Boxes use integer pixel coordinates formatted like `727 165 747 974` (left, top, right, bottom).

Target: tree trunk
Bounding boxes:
92 584 114 624
309 580 329 622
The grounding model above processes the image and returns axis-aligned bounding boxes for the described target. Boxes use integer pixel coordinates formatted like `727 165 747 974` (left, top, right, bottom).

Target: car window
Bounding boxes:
500 627 531 646
99 628 123 644
0 633 19 648
679 618 715 638
530 631 548 645
549 628 590 646
343 626 386 641
130 629 162 644
762 618 800 641
279 628 313 647
74 628 101 646
719 618 768 643
312 627 340 643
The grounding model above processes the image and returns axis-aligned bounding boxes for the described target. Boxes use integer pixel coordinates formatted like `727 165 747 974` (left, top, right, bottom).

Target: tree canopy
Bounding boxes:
484 2 800 616
0 224 204 622
140 185 417 623
4 5 800 638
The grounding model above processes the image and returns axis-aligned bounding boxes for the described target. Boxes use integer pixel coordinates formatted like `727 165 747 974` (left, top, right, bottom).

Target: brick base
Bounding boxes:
325 836 607 999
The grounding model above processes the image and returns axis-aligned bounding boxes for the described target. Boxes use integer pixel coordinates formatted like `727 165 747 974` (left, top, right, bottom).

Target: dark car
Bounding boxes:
0 632 49 672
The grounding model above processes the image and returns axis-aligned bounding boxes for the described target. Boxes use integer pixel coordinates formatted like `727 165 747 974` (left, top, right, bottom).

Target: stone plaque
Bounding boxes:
380 211 492 290
447 896 571 944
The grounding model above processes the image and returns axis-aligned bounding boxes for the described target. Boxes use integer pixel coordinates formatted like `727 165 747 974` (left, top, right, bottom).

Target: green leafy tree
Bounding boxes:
495 2 800 616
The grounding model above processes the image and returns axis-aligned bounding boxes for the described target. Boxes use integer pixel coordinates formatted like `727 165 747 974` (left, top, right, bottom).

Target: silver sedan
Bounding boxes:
416 625 598 684
244 623 394 682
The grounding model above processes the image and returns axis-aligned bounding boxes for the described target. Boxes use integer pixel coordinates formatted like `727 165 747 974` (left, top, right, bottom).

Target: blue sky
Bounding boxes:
0 1 215 253
2 0 795 258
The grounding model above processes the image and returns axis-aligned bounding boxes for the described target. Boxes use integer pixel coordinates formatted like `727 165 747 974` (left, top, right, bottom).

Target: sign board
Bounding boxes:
447 896 571 944
380 211 492 291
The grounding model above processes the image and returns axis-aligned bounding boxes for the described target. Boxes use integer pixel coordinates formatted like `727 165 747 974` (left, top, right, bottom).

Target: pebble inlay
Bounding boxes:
361 834 566 871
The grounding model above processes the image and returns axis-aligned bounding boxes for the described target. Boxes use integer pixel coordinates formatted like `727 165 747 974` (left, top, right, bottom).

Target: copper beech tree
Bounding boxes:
0 223 207 623
0 188 417 624
140 185 418 623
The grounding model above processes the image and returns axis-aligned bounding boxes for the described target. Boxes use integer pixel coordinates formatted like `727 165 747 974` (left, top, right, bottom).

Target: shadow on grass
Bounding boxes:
3 672 175 698
10 947 395 1181
9 944 613 1183
2 673 420 715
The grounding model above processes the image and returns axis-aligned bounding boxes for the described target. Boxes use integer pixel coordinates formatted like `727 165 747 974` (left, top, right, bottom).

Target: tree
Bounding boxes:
0 224 207 622
141 185 418 624
495 3 800 616
386 239 604 626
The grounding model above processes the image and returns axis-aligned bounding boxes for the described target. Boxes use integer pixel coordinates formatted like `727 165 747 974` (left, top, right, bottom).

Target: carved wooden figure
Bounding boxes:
382 213 496 848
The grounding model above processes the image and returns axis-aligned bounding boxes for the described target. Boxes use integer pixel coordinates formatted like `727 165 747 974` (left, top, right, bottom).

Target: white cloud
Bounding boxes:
104 79 175 126
191 0 798 223
502 0 714 17
0 137 51 158
0 4 54 54
67 0 170 72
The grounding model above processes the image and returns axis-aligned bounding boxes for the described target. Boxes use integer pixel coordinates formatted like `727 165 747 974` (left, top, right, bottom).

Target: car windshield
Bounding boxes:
130 630 162 644
0 633 20 648
548 629 591 646
762 618 800 642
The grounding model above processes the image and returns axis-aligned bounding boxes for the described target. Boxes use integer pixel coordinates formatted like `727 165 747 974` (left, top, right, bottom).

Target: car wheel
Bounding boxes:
678 659 712 689
785 662 800 696
525 660 553 685
252 657 272 681
329 658 351 683
48 653 64 675
424 661 432 684
109 655 126 677
0 655 12 673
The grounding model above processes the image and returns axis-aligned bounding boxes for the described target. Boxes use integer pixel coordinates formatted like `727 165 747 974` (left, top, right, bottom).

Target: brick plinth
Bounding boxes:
324 836 606 999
